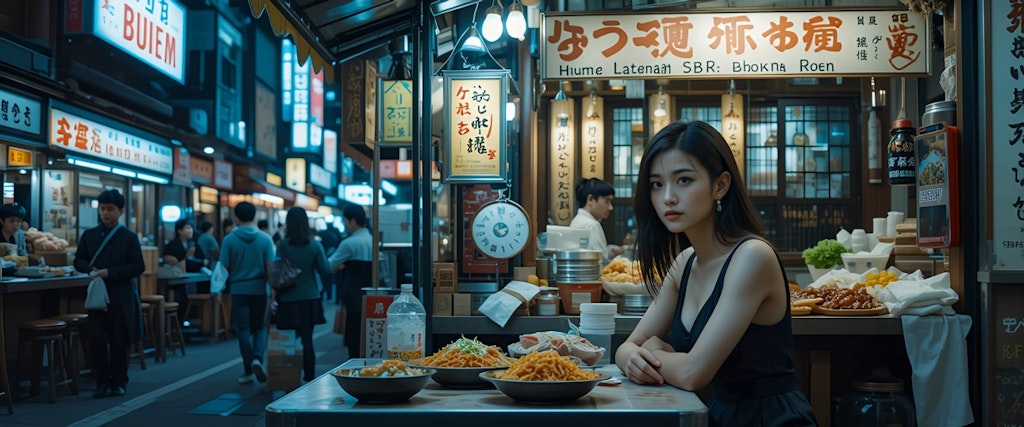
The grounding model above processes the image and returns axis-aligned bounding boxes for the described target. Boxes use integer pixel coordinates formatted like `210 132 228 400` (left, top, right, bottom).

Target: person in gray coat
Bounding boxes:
74 189 145 398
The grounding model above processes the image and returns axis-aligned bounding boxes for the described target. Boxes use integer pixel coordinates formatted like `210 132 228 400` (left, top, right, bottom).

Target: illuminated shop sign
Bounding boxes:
442 70 508 184
543 10 929 80
380 79 413 145
285 157 307 192
282 39 324 152
0 87 41 135
323 129 337 173
309 162 333 191
49 106 173 175
69 0 187 83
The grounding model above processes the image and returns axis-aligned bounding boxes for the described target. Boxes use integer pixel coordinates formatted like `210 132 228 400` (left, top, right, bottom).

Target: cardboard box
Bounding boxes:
265 352 303 392
452 293 471 316
268 328 301 355
433 292 453 316
30 251 70 266
433 262 457 293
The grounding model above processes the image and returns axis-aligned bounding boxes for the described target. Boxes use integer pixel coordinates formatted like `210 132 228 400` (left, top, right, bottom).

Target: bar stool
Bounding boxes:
140 294 165 362
164 302 186 357
16 319 77 402
185 294 226 342
129 303 151 370
51 314 89 392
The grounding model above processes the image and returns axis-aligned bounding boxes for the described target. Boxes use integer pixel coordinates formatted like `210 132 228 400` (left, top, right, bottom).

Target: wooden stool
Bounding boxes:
129 303 151 370
164 302 186 357
51 314 89 391
185 294 226 342
16 319 77 402
140 294 165 362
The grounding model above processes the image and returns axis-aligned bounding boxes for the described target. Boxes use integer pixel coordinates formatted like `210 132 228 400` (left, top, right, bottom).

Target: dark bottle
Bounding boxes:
888 118 917 185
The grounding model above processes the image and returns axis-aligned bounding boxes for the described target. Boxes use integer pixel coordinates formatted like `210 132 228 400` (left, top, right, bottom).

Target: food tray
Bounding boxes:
14 266 75 278
811 306 888 316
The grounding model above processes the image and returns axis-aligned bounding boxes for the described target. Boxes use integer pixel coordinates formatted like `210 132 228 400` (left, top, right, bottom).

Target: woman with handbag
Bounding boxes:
273 207 330 383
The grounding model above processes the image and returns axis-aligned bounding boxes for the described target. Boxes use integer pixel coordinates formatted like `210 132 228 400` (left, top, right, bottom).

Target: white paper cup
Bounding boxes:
873 217 888 236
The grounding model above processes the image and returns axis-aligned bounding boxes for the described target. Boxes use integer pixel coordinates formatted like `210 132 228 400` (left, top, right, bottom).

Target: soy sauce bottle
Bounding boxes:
888 119 916 186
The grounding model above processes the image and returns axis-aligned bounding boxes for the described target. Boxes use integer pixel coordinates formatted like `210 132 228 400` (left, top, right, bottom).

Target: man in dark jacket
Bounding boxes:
74 189 145 398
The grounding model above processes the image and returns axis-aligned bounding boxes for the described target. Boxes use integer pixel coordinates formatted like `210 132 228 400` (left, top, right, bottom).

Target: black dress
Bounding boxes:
670 237 817 427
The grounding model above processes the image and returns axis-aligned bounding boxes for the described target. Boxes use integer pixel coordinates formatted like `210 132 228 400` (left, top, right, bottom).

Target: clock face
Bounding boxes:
471 201 531 259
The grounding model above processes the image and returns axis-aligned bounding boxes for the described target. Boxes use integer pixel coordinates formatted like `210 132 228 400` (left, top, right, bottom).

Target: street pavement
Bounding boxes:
3 303 349 427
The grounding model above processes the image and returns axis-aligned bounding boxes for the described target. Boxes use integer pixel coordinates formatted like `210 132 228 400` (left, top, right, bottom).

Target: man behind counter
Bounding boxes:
570 178 624 261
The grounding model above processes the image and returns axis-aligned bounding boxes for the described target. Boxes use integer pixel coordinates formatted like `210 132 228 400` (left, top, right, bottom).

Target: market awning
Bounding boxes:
233 173 297 203
246 0 421 81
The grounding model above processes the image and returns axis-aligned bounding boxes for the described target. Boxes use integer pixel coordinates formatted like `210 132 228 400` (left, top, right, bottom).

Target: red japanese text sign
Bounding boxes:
443 70 508 184
543 9 929 80
49 106 173 175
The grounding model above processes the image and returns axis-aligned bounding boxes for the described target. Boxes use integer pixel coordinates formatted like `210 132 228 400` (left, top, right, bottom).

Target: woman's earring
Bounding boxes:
716 199 722 212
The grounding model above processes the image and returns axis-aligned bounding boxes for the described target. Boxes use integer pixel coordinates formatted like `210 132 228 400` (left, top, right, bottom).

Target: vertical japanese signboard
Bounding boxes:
542 10 928 80
282 39 324 152
722 92 745 178
380 79 414 145
341 60 377 149
991 0 1024 271
580 94 604 180
550 98 575 225
442 70 508 184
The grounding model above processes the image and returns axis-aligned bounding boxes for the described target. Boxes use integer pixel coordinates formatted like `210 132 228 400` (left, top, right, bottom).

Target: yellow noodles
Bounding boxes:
499 350 601 381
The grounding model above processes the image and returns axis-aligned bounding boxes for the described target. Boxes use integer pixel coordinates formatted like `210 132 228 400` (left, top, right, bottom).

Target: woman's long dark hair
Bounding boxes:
284 207 311 246
633 121 765 296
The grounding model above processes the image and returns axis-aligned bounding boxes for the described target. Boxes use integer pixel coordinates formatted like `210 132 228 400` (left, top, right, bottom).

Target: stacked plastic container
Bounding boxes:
579 303 617 365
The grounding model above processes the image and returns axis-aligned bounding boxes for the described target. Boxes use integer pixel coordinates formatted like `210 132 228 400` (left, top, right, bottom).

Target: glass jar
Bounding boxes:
835 378 916 427
535 287 560 316
887 118 917 186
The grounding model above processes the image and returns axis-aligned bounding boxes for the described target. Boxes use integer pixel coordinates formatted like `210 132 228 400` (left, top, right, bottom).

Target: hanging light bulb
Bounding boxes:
463 26 484 51
653 85 667 118
506 1 526 40
481 0 504 43
553 81 569 126
587 88 600 119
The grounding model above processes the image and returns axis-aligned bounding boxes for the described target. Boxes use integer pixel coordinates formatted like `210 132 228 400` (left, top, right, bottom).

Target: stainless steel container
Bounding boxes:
921 100 956 127
553 249 602 283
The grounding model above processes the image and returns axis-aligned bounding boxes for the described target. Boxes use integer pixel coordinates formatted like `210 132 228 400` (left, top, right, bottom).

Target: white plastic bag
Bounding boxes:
210 261 228 294
84 277 109 311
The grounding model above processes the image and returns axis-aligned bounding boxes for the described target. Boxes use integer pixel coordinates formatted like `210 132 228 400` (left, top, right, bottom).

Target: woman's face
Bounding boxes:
177 224 194 240
648 149 715 234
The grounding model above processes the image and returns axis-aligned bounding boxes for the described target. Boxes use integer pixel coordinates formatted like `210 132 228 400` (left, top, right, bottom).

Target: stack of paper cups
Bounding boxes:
873 217 888 236
886 211 904 237
579 303 617 365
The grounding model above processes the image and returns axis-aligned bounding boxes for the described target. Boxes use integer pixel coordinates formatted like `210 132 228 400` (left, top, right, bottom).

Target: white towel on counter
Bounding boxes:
876 272 959 315
901 314 974 427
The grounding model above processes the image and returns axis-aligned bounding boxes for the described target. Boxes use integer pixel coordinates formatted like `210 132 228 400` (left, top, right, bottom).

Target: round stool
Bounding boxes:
164 302 186 357
16 319 77 402
51 314 89 388
140 295 165 362
129 303 151 370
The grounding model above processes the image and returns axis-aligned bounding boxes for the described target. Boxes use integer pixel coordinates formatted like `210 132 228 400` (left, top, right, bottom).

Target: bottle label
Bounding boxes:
888 131 917 185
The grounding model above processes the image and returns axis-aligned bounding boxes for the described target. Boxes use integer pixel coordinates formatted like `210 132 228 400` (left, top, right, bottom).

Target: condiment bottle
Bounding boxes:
887 119 916 185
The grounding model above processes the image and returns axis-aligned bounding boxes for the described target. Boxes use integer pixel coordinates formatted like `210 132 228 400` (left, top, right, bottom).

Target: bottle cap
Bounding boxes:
892 118 913 129
401 283 413 291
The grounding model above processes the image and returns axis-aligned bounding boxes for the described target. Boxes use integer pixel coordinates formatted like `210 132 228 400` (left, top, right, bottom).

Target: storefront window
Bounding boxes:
42 169 78 246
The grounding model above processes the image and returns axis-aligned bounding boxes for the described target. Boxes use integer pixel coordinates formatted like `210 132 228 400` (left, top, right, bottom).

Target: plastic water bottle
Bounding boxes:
386 283 426 361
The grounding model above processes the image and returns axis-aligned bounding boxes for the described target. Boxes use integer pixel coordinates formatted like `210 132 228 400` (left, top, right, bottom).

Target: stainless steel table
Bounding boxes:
265 359 708 427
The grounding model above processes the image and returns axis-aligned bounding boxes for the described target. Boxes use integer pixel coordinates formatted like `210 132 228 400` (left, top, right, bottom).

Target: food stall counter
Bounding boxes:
265 359 708 427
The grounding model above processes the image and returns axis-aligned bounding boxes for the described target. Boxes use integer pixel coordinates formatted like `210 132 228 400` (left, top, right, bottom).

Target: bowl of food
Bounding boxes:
410 337 515 389
478 350 610 404
330 360 434 404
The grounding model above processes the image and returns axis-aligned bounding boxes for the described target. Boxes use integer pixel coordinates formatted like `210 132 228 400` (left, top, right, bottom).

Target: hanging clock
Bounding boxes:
471 197 531 259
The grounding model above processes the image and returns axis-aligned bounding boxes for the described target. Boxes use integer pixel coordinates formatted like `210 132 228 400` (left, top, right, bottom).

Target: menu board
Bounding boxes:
362 295 394 359
42 170 76 245
991 0 1024 270
443 70 508 184
992 284 1024 426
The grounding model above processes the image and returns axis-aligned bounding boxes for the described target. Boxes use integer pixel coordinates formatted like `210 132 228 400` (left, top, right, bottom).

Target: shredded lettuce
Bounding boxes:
452 337 487 356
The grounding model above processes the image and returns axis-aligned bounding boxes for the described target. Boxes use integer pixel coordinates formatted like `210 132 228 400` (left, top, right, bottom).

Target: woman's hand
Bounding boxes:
642 336 672 353
621 345 665 385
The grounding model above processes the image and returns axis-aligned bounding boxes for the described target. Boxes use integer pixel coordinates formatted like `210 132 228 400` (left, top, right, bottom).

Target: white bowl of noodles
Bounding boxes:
477 350 610 404
410 337 516 389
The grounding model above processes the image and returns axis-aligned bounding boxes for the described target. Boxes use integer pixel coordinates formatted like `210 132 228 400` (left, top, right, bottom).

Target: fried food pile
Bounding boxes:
601 257 643 284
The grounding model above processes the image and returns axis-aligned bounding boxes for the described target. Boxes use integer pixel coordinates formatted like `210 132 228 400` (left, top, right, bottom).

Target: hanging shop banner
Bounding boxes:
721 93 745 178
380 79 414 145
542 9 929 80
550 98 575 225
213 159 233 190
309 162 333 192
340 60 377 149
990 1 1024 271
254 82 277 159
285 157 307 192
443 70 508 184
49 106 173 175
323 129 337 173
0 87 41 136
580 95 604 180
282 39 324 152
190 156 213 185
172 147 190 186
65 0 187 83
